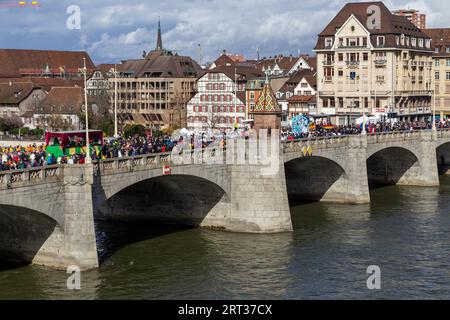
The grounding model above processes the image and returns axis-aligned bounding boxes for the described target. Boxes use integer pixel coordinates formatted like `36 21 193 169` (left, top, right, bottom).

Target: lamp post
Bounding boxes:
432 85 437 131
83 57 92 164
114 64 118 138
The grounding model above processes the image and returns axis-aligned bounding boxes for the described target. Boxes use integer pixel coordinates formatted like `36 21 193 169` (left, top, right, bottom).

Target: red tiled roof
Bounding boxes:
120 51 202 78
0 81 37 104
38 87 83 114
288 95 316 103
208 65 263 82
0 49 95 78
315 2 431 50
423 28 450 57
0 77 84 91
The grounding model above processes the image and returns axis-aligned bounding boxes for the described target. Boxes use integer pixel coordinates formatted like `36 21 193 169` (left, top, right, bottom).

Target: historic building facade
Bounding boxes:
424 28 450 120
112 21 202 129
186 69 246 131
315 2 433 125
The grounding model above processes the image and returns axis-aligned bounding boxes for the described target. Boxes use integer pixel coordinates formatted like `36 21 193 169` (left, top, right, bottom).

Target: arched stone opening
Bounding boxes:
366 147 419 186
0 205 57 267
284 156 346 204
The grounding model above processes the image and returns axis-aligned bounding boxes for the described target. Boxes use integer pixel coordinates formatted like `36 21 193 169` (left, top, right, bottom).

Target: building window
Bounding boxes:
325 37 333 48
447 72 450 81
363 52 369 61
338 53 343 62
436 60 440 67
447 59 450 66
338 70 344 77
435 72 440 80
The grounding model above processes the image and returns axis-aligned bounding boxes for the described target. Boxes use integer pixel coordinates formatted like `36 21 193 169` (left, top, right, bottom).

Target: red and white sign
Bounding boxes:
162 166 171 175
375 108 386 114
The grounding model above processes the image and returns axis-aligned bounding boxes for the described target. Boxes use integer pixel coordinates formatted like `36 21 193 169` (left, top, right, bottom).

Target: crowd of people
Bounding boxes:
0 133 224 172
282 120 450 141
1 120 450 172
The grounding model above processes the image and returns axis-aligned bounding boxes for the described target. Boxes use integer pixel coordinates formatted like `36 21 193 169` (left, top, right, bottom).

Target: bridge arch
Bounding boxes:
93 166 231 228
284 156 347 203
366 147 421 186
436 141 450 175
0 204 59 265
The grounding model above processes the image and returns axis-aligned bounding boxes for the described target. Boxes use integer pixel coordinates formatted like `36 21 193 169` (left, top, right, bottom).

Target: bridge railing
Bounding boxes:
283 129 450 152
0 165 62 189
92 147 226 175
282 135 351 152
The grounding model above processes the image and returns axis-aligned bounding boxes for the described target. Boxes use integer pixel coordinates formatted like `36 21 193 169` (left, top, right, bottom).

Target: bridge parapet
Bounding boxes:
0 165 62 190
437 128 450 140
92 148 225 176
282 135 351 153
366 130 425 144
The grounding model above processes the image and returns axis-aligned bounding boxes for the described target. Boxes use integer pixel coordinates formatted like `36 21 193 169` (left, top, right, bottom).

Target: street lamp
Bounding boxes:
362 100 367 135
83 57 92 164
432 87 437 131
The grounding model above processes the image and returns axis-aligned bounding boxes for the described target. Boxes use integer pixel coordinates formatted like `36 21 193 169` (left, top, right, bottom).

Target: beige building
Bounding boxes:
315 2 433 125
112 21 202 129
424 28 450 120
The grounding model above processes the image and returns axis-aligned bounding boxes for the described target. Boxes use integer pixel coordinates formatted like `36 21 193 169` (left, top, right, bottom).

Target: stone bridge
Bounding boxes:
0 129 449 270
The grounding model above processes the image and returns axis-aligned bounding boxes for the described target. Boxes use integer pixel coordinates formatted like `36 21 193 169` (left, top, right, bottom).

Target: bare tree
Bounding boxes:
170 89 189 129
78 94 114 134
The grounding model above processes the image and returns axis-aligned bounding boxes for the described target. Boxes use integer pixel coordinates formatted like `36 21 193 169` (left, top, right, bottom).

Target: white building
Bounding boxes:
187 67 260 131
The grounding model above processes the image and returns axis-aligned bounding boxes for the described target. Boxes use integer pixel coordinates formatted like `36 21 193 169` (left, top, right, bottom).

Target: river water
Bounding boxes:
1 177 449 299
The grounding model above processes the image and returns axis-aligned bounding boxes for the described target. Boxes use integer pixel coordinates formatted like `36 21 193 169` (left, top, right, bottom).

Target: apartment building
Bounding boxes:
424 28 450 120
112 21 202 129
393 9 426 30
315 2 433 125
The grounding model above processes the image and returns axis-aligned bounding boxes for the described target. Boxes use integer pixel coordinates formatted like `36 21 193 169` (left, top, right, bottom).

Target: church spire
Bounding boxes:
156 16 163 50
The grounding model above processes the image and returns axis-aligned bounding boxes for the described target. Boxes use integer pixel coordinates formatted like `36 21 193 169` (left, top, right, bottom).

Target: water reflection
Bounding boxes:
0 177 449 299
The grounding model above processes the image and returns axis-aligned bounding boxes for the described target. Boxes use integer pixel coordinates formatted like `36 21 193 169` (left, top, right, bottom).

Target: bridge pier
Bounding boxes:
395 131 440 187
221 162 293 233
32 165 99 270
321 135 371 204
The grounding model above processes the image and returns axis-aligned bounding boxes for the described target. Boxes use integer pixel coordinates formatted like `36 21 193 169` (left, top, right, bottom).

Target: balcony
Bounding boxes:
374 59 387 67
324 76 334 82
323 60 335 66
345 61 360 68
319 91 335 96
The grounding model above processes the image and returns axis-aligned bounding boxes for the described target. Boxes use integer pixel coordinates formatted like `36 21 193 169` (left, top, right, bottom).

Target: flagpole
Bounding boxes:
83 57 91 164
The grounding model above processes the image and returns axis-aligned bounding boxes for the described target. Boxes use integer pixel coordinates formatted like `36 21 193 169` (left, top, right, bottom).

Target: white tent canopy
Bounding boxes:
355 115 380 125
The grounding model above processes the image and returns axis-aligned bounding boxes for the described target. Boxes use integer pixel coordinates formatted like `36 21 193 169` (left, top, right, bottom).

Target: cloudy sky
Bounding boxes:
0 0 448 64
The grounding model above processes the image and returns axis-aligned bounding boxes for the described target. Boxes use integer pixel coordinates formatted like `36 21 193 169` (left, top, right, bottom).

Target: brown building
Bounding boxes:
393 9 426 30
113 21 203 129
0 81 46 119
22 87 83 130
424 28 450 119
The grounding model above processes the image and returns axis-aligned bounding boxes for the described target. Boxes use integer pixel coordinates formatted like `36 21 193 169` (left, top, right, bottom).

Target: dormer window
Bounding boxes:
377 36 385 47
419 38 424 48
325 37 333 48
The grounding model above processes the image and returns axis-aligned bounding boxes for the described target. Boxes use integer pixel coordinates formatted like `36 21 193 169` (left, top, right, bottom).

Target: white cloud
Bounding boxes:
1 0 450 63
